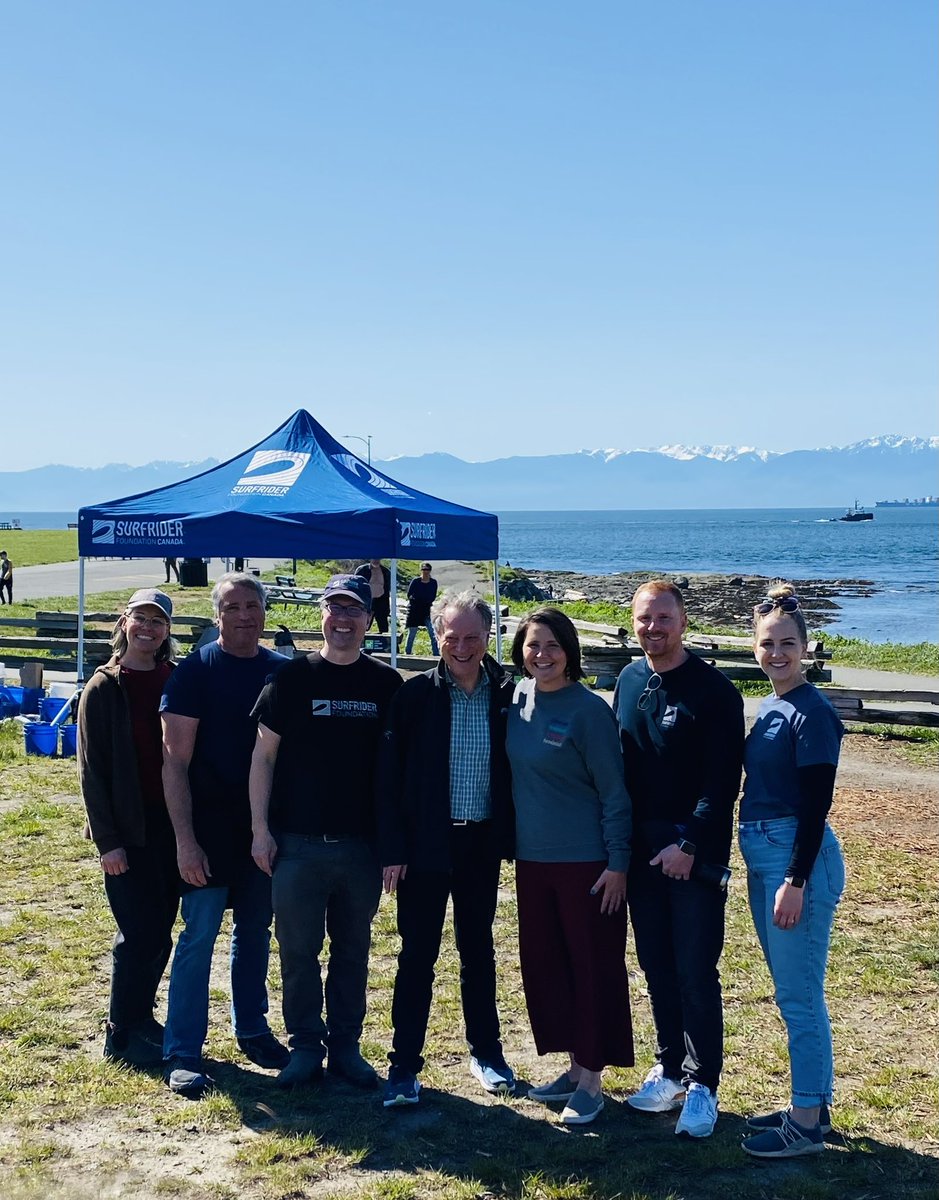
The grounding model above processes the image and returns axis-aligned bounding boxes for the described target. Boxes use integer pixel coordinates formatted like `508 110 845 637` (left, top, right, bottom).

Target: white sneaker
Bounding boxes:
626 1065 685 1113
675 1082 719 1137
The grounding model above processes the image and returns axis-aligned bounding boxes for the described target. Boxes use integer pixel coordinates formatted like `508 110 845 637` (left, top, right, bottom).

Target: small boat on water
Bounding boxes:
836 501 873 523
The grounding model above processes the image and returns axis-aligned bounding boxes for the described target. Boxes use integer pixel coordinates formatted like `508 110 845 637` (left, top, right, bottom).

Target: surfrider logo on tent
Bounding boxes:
232 450 311 496
331 453 412 499
398 519 436 549
92 520 116 545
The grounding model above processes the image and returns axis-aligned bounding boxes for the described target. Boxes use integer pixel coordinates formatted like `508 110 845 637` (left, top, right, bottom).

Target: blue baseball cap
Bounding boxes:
322 574 372 609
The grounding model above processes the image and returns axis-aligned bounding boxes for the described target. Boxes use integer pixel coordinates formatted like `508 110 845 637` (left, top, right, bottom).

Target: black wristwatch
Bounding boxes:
677 838 697 856
784 875 806 889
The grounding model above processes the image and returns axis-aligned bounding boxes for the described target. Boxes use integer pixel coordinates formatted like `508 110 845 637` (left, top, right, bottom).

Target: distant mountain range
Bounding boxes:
1 435 936 512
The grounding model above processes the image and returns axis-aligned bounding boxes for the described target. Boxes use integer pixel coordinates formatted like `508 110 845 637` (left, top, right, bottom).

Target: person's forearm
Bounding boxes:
162 759 197 846
249 753 275 835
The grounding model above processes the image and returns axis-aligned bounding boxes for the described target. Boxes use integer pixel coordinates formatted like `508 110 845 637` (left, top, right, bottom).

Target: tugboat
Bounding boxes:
838 501 873 522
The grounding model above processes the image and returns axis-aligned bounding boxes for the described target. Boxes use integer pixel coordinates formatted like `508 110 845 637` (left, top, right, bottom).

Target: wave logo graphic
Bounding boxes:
398 518 436 548
331 453 411 498
91 519 115 545
231 450 311 496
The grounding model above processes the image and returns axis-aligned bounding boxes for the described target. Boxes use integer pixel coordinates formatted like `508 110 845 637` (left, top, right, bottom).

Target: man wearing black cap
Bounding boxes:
249 574 402 1089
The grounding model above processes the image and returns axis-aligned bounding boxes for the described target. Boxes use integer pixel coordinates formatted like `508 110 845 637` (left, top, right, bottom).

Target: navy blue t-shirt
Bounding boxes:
741 683 844 823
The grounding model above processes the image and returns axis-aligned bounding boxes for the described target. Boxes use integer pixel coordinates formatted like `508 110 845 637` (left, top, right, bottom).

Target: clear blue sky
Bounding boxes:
2 0 935 469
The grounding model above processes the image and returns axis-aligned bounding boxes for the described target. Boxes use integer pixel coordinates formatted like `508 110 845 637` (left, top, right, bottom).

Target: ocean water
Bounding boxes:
7 507 937 644
497 508 938 645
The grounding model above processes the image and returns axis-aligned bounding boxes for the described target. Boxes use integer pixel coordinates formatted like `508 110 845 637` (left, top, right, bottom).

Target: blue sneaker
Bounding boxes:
742 1111 825 1158
470 1055 516 1096
383 1066 420 1107
747 1102 832 1135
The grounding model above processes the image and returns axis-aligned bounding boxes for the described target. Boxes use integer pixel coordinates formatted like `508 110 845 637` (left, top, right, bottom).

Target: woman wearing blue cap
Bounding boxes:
78 588 180 1068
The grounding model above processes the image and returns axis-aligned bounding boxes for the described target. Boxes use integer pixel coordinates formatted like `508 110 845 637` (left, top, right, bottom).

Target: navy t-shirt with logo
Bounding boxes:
251 651 402 838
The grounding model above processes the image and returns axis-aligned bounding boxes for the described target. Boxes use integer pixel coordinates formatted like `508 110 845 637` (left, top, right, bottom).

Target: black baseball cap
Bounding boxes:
322 574 372 609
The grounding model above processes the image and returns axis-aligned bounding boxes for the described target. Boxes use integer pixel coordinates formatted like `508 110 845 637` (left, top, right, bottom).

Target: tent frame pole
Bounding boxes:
77 557 86 683
390 559 398 669
493 560 502 663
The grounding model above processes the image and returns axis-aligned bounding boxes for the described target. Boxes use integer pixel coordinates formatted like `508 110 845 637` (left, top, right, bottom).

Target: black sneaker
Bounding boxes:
274 1049 325 1090
328 1046 379 1089
103 1022 163 1069
237 1031 290 1071
165 1056 215 1098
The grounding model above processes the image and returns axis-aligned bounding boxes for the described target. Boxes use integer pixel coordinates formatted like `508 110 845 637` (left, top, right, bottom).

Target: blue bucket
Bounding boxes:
24 722 58 756
41 696 69 724
21 687 43 716
59 724 78 757
4 685 24 712
0 687 19 719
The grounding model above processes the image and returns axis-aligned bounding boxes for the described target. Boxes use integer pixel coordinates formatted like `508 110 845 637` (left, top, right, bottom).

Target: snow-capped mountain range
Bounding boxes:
0 436 936 512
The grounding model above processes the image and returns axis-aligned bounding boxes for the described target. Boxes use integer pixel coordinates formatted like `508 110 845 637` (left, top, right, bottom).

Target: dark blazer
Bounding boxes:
377 655 515 870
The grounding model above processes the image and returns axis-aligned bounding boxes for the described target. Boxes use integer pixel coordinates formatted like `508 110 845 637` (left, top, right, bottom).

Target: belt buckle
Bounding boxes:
323 834 339 843
451 819 470 827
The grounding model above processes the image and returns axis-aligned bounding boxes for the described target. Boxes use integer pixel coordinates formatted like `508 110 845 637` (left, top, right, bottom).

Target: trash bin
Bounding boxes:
180 558 209 587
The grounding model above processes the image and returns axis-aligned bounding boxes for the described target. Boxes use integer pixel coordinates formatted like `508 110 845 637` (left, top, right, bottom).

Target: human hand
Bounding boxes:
177 841 212 888
383 864 407 894
590 869 627 914
100 848 129 876
773 881 805 929
251 829 279 877
650 844 694 880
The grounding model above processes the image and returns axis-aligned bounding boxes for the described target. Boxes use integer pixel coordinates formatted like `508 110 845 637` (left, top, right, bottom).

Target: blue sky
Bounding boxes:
2 1 935 469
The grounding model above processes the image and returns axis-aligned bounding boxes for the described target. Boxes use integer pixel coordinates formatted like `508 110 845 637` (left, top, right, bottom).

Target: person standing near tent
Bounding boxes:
77 588 180 1069
403 563 439 655
0 550 12 603
355 558 392 634
163 557 179 584
249 574 402 1089
159 572 290 1098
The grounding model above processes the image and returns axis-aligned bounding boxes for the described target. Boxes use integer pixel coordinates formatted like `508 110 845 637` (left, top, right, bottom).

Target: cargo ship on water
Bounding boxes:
875 497 938 508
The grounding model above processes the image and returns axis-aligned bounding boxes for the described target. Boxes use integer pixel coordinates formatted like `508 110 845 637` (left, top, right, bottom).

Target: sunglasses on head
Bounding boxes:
756 595 801 615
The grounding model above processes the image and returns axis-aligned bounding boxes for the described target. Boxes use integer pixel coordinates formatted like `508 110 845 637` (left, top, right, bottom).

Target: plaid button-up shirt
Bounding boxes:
447 667 492 821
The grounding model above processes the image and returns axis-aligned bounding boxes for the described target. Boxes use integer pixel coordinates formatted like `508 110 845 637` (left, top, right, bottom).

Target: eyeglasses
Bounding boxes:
637 672 663 711
126 612 169 628
323 602 368 618
756 595 801 615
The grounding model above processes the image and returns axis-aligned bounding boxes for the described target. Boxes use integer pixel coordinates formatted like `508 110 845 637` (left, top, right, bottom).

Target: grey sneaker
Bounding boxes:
274 1049 324 1090
747 1102 832 1136
328 1047 379 1089
527 1073 577 1104
165 1056 215 1098
560 1088 605 1126
742 1111 825 1158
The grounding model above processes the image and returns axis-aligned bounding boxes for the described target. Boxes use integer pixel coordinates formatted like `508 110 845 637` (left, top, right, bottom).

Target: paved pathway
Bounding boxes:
9 557 282 602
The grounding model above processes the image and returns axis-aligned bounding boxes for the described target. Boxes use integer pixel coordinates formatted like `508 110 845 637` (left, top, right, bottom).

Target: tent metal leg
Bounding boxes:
493 560 502 663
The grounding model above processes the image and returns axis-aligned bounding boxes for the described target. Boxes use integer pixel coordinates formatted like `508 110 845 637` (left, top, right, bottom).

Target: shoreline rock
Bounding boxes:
508 569 877 634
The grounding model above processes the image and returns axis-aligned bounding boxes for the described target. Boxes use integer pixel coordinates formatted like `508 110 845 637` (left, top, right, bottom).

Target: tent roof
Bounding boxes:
77 409 498 560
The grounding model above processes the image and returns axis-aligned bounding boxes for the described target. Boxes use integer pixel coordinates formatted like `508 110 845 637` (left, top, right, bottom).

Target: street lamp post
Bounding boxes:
344 433 372 466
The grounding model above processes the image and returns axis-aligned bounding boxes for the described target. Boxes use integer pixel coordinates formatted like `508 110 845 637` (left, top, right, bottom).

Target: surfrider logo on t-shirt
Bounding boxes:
543 720 569 747
311 699 379 718
763 716 786 741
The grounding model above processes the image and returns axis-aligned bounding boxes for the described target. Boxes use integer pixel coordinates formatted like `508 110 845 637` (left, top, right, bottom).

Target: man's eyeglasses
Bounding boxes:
126 612 169 629
323 602 368 618
637 672 663 711
756 595 801 615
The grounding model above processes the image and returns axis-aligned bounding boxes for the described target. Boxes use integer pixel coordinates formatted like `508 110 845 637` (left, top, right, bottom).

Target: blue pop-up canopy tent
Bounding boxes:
76 409 501 675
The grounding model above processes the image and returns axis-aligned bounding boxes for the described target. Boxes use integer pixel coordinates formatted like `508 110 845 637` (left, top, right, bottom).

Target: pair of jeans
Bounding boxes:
628 855 727 1093
390 822 504 1074
272 832 381 1056
163 862 275 1060
103 834 180 1030
404 620 439 656
739 817 845 1107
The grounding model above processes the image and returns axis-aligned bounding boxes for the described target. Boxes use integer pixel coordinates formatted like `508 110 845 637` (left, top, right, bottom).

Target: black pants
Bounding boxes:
371 595 390 634
628 855 726 1093
103 833 180 1030
389 823 503 1074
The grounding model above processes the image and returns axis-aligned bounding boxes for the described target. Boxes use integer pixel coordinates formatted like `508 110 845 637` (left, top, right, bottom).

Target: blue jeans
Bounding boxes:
163 864 275 1060
272 832 381 1056
405 620 439 656
739 817 845 1107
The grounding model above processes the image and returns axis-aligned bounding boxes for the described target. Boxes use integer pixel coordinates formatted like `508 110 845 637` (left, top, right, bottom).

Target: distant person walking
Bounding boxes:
163 557 179 584
403 563 439 655
739 584 846 1159
0 550 12 603
77 588 180 1069
355 559 391 634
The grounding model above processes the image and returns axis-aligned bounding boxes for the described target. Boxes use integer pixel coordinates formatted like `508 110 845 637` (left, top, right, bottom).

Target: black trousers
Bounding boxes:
103 833 180 1030
389 822 504 1074
628 855 727 1093
371 595 390 634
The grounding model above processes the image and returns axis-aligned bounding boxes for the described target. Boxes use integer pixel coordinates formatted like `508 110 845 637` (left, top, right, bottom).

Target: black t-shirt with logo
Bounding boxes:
252 651 402 838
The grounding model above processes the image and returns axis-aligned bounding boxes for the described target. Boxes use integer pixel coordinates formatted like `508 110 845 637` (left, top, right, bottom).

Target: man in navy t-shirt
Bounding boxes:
160 573 289 1097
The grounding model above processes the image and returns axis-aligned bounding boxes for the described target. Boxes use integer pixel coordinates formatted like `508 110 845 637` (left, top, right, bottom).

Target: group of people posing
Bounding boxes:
77 568 845 1161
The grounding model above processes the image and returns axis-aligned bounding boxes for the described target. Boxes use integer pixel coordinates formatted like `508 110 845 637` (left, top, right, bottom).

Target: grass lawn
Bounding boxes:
0 531 77 569
0 723 936 1200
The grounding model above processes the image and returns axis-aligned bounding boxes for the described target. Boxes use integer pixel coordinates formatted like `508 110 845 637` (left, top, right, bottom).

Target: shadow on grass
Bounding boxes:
193 1062 939 1200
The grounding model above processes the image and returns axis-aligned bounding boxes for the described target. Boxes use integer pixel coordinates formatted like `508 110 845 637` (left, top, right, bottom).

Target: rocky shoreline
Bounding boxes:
502 569 878 634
